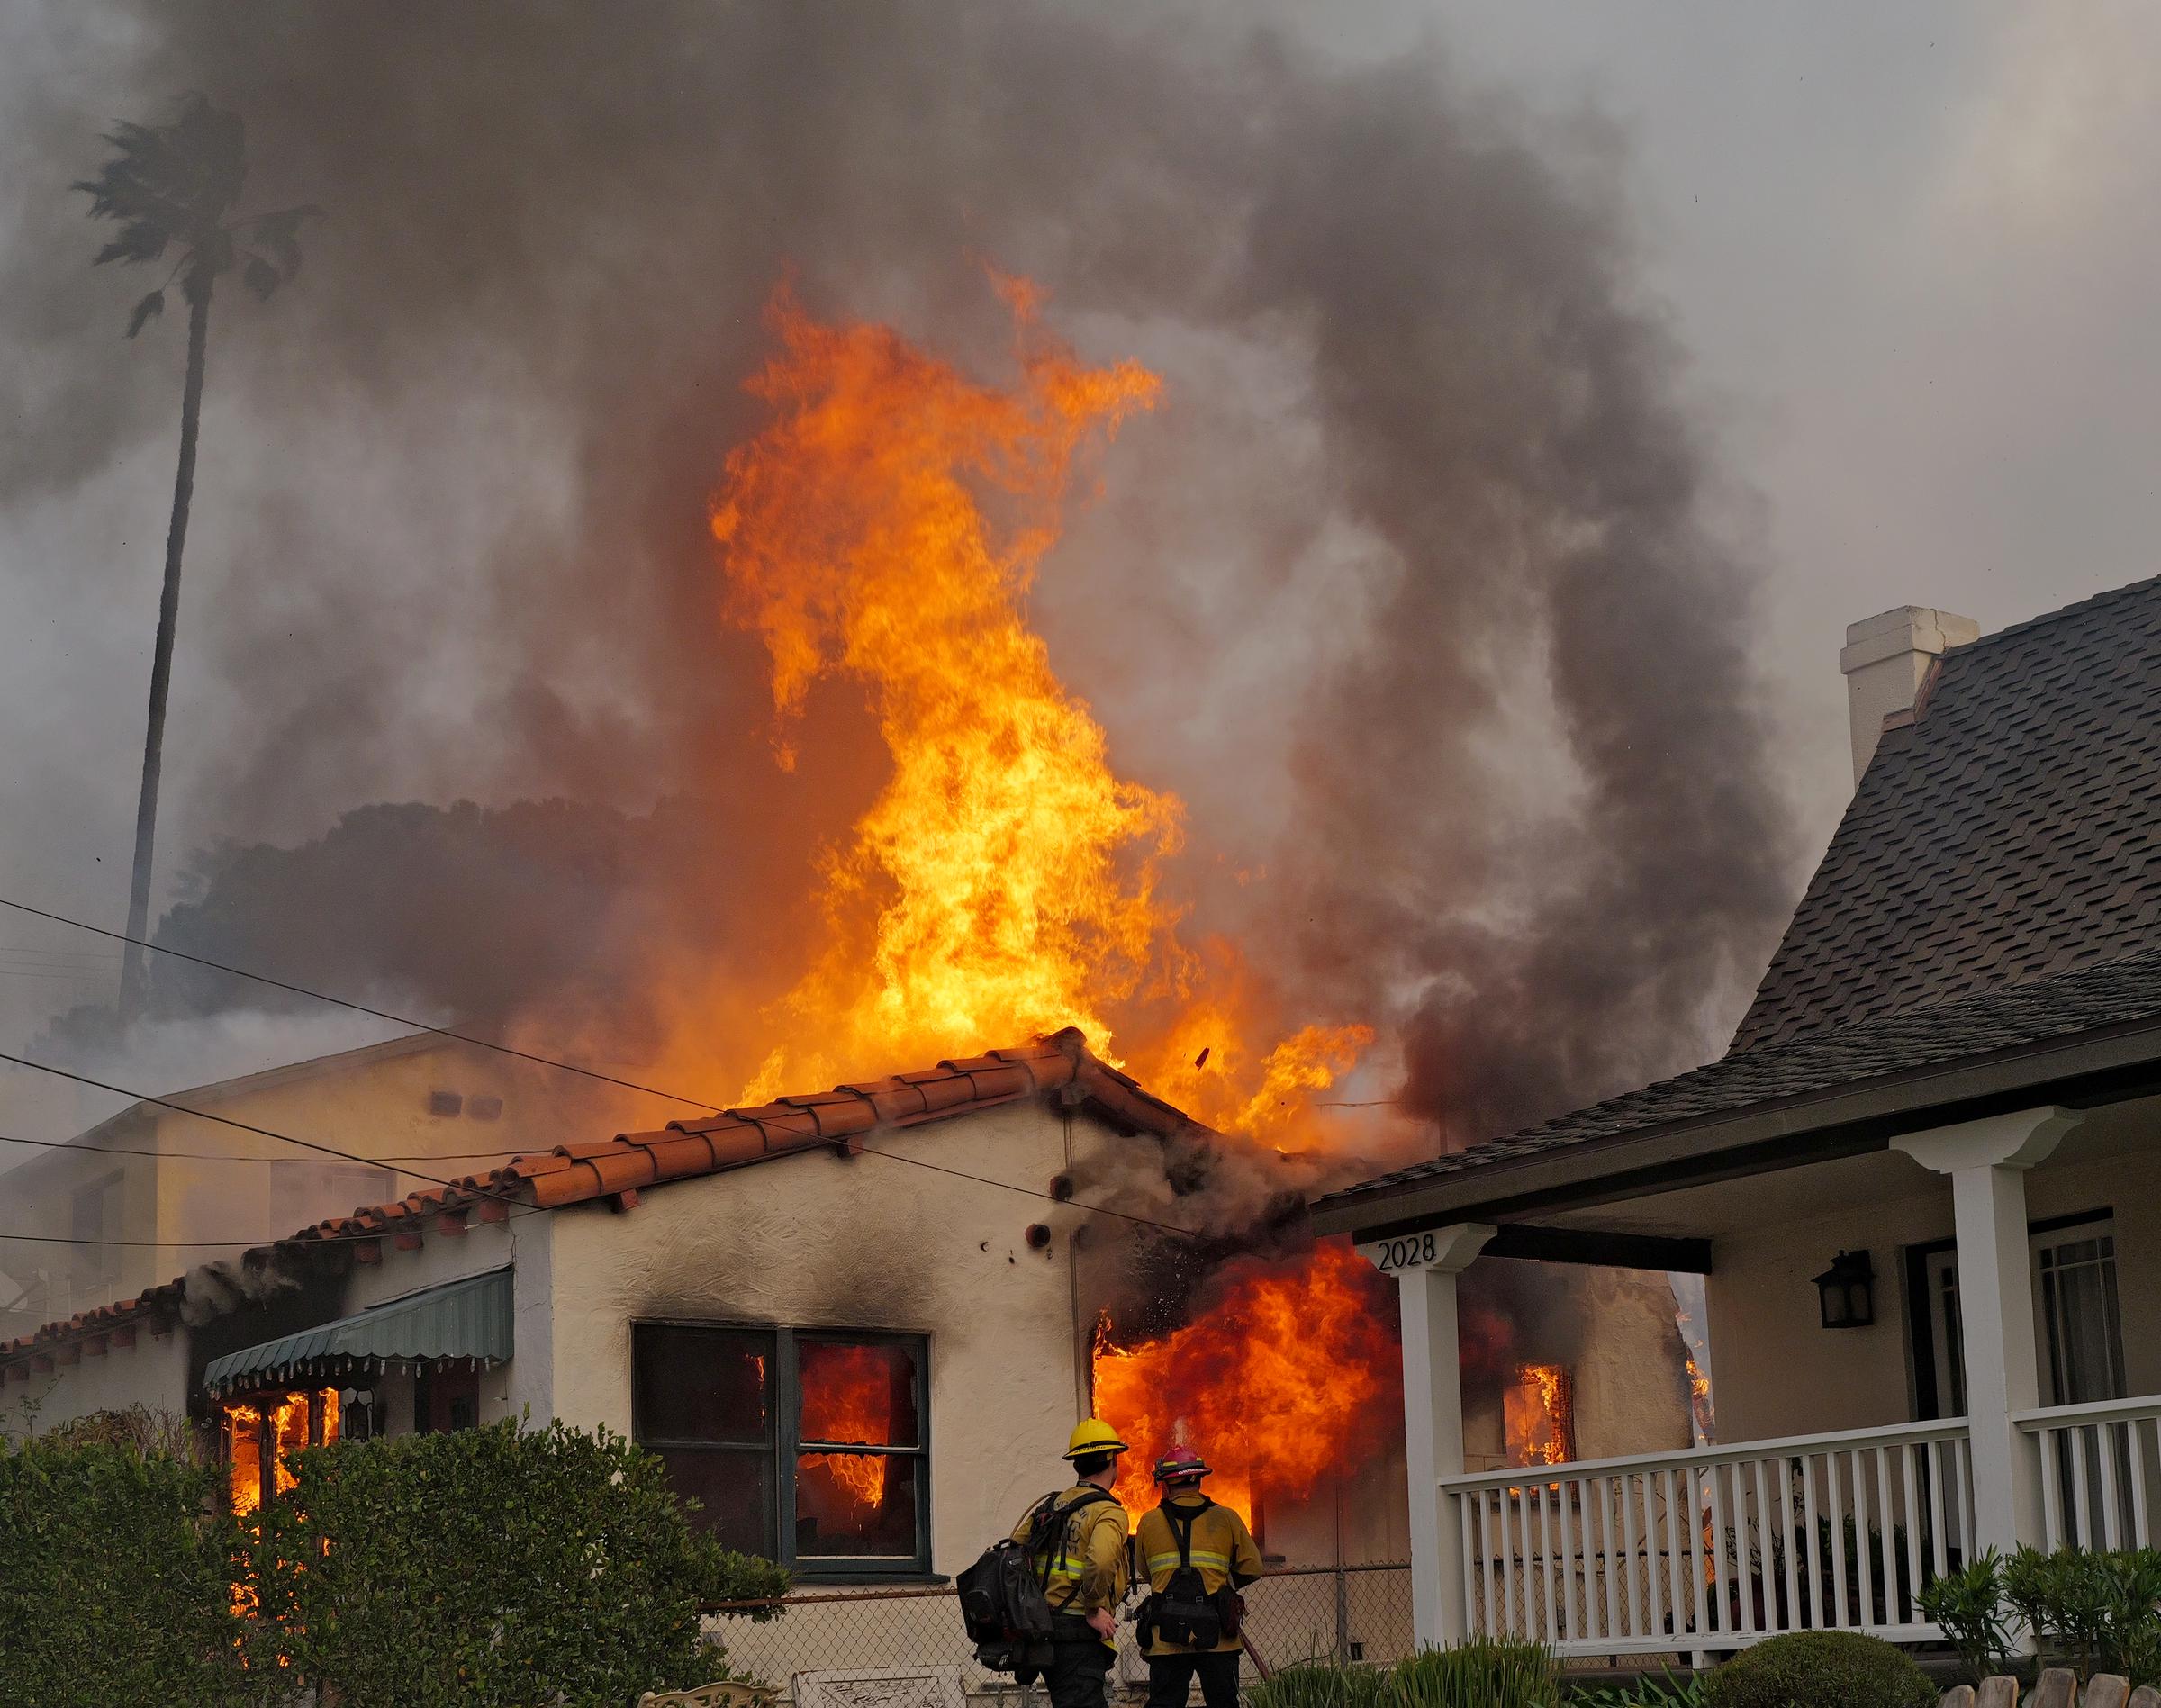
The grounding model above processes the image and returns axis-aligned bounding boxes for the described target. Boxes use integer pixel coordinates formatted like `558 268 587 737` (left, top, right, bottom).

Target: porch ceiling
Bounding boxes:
1494 1087 2160 1245
1524 1145 1939 1242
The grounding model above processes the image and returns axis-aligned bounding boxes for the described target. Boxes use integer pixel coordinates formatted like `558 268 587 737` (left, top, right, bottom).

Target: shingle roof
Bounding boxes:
1316 943 2161 1207
1315 576 2161 1219
1735 575 2161 1052
0 1027 1203 1379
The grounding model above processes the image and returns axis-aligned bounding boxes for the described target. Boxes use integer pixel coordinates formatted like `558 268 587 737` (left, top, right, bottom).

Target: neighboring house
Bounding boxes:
1315 578 2161 1662
0 1033 644 1343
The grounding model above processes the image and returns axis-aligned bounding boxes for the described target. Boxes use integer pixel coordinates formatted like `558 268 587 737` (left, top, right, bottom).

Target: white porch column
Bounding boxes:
1895 1108 2081 1558
1356 1224 1494 1650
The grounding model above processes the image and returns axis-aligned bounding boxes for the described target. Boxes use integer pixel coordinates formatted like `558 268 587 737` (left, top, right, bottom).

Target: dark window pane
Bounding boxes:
659 1447 773 1558
635 1324 773 1444
798 1340 918 1448
795 1453 920 1558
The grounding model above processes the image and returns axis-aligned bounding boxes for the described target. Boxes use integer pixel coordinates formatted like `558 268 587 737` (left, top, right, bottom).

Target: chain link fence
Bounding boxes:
708 1564 1414 1703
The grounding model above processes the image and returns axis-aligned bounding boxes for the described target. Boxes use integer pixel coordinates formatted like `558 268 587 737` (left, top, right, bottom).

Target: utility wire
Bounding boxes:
0 1129 532 1165
850 1143 1198 1239
0 1049 512 1205
0 894 720 1116
0 895 1210 1244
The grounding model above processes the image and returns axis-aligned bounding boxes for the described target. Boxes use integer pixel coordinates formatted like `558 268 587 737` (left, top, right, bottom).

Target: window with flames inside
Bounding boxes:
220 1389 344 1516
633 1324 928 1576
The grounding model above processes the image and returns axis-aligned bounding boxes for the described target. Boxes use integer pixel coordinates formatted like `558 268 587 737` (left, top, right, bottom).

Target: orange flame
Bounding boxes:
226 1404 263 1517
710 283 1181 1099
222 1389 340 1622
682 280 1389 1519
1504 1363 1574 1468
1685 1353 1714 1446
1090 1240 1399 1523
799 1343 900 1509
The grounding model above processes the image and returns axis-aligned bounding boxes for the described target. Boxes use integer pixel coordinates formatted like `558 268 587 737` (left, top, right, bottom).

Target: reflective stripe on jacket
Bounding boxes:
1009 1484 1133 1645
1135 1495 1263 1657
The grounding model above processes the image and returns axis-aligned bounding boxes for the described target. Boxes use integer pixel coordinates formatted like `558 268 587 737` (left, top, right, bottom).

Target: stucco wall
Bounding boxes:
543 1097 1110 1578
5 1324 190 1437
1705 1138 2161 1443
338 1209 546 1429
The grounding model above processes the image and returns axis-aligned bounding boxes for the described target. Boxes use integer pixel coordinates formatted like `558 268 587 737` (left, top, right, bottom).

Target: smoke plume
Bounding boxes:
7 1 1795 1152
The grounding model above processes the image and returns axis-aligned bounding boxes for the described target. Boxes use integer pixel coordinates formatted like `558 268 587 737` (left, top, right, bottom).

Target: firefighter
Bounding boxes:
1008 1418 1134 1708
1134 1446 1262 1708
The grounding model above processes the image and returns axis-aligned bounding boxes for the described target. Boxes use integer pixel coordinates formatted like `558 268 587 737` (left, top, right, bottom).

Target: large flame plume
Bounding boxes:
689 279 1389 1530
711 282 1176 1100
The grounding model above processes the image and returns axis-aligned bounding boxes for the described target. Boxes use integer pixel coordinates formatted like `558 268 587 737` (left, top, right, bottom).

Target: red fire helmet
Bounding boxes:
1153 1445 1212 1485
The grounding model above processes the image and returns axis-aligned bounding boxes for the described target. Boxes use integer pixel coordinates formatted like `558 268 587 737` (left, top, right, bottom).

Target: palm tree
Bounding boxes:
77 95 317 1017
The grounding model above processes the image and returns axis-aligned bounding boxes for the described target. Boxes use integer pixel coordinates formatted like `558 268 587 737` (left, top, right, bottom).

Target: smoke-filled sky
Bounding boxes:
1 2 2153 1173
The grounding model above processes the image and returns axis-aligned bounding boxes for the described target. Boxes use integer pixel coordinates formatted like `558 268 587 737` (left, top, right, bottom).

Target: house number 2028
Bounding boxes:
1373 1233 1438 1272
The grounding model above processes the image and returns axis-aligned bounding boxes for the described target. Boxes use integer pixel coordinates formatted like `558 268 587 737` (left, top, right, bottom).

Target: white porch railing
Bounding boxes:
2016 1395 2161 1552
1440 1419 1974 1659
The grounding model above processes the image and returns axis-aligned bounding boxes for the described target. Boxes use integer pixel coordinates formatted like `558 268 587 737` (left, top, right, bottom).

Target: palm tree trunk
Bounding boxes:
119 271 213 1020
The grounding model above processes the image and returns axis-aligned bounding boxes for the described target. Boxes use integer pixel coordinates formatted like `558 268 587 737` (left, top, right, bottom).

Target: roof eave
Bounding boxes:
1310 1015 2161 1242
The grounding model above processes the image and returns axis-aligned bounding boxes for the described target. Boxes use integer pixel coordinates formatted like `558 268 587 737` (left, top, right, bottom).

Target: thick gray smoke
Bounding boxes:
7 1 1795 1151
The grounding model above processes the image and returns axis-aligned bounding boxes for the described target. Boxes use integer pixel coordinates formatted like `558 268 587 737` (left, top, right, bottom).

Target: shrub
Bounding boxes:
0 1431 249 1707
2002 1543 2161 1685
244 1418 788 1706
1392 1638 1561 1708
1918 1549 2020 1681
1700 1631 1935 1708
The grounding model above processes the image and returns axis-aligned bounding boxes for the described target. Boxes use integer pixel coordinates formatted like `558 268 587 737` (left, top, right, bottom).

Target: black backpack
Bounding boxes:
958 1487 1117 1676
1141 1499 1223 1651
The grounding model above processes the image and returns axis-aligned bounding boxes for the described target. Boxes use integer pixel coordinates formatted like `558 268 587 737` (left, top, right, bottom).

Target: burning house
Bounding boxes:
0 271 1708 1685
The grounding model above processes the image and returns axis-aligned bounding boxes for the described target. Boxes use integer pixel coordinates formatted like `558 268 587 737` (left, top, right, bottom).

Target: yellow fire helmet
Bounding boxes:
1063 1417 1129 1460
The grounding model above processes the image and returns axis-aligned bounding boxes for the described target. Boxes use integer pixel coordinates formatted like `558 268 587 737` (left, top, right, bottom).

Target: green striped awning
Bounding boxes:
203 1267 512 1396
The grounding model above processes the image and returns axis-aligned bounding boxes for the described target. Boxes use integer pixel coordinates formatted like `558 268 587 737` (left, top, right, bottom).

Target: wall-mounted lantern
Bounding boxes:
1813 1250 1876 1329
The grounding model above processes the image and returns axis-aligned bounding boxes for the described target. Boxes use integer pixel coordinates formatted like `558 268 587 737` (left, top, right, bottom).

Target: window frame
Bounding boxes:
631 1319 932 1579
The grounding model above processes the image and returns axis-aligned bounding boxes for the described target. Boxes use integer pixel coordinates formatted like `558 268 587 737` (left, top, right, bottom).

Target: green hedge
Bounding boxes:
1699 1631 1935 1708
247 1418 789 1705
0 1431 249 1706
3 1410 787 1708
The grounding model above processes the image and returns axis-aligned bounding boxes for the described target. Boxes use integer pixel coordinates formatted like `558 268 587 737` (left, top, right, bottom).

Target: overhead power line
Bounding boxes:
0 893 1208 1246
0 1048 510 1205
0 1129 530 1166
0 893 721 1116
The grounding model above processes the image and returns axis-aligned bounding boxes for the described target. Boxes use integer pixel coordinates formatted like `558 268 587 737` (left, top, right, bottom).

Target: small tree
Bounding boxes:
76 95 317 1012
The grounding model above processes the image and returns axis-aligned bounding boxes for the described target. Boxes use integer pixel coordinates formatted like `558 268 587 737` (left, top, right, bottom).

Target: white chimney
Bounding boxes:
1839 606 1979 784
